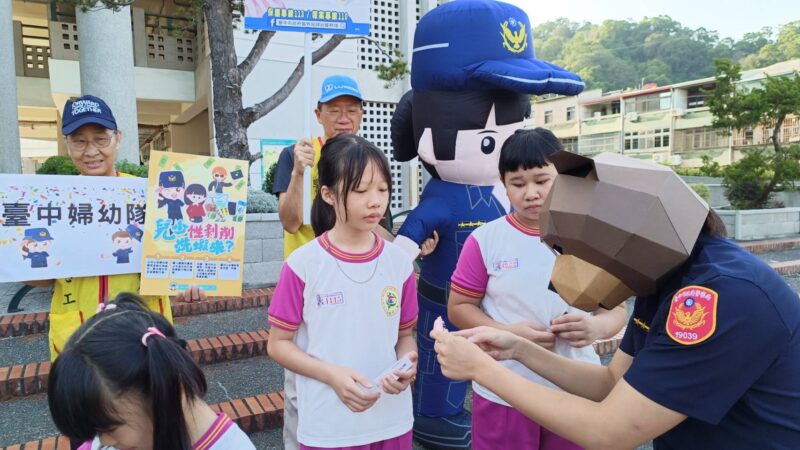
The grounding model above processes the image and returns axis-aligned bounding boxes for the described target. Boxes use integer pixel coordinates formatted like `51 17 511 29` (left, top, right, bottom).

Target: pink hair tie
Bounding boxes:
141 326 166 347
96 303 117 314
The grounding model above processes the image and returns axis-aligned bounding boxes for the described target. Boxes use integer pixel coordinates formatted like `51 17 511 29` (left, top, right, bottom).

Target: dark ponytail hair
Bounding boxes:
48 293 206 450
311 133 393 236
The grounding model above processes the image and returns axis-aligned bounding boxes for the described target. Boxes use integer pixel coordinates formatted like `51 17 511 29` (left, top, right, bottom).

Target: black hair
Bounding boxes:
48 293 207 450
311 134 392 236
701 209 728 237
391 89 531 179
498 128 563 180
184 183 207 205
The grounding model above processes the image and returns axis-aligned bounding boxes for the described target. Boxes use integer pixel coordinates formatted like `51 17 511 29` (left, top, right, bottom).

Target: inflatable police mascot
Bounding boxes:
390 1 585 448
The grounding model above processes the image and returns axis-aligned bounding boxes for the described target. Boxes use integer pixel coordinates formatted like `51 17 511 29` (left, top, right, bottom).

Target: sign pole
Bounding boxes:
303 32 313 225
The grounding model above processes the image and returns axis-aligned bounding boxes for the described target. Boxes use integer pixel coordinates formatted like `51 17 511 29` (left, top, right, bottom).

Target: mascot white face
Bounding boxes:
417 106 523 185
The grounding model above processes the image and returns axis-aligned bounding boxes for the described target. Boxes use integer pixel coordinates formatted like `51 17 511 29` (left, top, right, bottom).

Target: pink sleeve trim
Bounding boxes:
399 273 419 329
267 263 305 330
450 235 488 298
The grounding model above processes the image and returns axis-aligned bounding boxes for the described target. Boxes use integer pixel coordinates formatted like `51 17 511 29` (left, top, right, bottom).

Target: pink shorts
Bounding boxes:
472 392 583 450
299 430 412 450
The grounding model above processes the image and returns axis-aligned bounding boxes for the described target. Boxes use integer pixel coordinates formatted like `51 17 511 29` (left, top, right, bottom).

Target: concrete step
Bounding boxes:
0 288 273 338
740 237 800 254
0 326 270 402
0 306 268 367
0 355 285 448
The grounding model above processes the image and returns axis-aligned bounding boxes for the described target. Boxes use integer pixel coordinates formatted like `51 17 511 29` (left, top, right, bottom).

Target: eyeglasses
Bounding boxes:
66 134 116 153
321 108 363 119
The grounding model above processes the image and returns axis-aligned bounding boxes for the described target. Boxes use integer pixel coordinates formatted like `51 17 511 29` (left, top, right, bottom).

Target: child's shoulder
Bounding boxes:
471 215 510 238
286 237 326 265
382 239 415 268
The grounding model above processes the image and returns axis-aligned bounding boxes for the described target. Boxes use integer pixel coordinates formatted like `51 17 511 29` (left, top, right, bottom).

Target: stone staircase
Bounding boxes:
2 235 800 449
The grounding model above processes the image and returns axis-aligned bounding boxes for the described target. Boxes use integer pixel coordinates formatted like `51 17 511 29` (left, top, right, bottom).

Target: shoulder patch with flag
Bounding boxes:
666 285 718 345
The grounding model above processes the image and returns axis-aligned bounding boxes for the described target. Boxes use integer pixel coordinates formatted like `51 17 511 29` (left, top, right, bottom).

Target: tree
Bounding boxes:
705 59 800 209
61 0 407 163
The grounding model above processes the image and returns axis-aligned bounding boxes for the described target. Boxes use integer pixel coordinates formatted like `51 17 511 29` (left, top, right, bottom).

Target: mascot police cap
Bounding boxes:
411 0 585 95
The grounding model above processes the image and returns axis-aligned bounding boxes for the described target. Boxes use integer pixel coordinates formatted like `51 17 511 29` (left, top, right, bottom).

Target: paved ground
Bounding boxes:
2 237 798 449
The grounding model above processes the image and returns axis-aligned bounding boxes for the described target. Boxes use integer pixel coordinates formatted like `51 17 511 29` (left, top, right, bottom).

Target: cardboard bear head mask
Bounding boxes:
540 152 709 311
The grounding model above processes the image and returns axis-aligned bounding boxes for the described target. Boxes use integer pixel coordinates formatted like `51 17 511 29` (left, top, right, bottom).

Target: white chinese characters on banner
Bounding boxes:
0 175 148 282
244 0 370 35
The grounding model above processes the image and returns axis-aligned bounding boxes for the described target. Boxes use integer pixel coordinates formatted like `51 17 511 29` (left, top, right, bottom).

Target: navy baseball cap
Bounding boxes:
319 75 363 103
411 0 584 95
24 228 53 242
62 95 118 135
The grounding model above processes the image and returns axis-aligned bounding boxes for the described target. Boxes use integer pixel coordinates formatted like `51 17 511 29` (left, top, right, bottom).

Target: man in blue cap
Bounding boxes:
20 228 60 268
272 74 368 259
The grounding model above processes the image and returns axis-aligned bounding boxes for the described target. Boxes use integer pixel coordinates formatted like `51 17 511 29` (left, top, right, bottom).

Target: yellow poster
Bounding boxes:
140 151 249 297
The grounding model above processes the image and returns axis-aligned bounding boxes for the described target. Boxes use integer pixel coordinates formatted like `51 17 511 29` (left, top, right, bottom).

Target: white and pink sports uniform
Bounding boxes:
450 214 599 406
79 413 255 450
268 232 418 448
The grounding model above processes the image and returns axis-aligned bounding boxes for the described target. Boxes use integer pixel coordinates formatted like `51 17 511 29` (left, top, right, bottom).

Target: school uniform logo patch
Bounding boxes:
666 286 718 345
381 286 400 317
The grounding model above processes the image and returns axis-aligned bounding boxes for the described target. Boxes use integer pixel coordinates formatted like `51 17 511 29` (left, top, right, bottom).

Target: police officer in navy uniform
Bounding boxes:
431 151 800 449
157 170 186 223
21 228 59 268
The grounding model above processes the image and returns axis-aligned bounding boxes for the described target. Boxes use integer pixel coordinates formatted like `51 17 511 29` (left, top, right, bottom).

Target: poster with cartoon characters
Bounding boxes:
0 175 147 282
139 151 249 297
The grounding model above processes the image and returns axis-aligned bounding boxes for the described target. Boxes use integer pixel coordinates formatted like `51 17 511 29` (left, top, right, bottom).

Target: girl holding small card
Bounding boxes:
267 134 418 450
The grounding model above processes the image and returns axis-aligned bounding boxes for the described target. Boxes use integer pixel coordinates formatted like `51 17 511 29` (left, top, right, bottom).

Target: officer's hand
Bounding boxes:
175 285 207 303
292 138 315 177
452 326 523 361
431 328 495 381
506 321 556 351
550 313 601 348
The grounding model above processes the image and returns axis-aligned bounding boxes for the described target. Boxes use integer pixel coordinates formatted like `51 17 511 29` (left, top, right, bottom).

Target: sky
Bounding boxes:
504 0 799 40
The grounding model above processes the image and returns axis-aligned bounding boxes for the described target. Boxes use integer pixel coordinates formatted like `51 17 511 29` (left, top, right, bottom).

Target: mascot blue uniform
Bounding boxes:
390 1 585 448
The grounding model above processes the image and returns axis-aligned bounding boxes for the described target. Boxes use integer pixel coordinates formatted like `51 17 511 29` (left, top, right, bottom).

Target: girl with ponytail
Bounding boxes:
268 134 419 449
47 293 255 450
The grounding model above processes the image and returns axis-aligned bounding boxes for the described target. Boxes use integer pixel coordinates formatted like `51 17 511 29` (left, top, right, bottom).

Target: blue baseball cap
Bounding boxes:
411 0 584 95
62 95 117 135
319 75 363 104
24 228 53 242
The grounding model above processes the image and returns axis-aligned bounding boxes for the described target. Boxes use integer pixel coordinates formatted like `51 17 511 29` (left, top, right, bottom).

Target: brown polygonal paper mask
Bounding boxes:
540 152 709 311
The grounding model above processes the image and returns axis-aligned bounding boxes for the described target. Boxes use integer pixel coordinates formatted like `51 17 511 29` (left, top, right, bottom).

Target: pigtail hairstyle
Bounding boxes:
48 292 207 450
311 133 393 236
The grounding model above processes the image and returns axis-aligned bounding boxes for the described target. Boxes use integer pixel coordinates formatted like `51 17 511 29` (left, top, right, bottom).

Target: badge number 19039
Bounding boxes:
666 285 718 345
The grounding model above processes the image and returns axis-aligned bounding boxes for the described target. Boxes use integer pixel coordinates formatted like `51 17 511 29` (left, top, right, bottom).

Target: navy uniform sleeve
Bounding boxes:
271 145 295 195
623 276 789 424
396 197 451 245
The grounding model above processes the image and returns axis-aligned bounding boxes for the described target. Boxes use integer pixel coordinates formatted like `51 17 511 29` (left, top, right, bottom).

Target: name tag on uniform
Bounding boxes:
316 292 345 308
493 258 520 271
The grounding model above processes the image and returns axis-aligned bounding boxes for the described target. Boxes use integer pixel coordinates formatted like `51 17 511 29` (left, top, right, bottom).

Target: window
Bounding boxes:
673 127 728 153
625 94 669 114
561 137 578 152
566 107 575 122
544 111 553 124
579 132 621 155
624 128 670 151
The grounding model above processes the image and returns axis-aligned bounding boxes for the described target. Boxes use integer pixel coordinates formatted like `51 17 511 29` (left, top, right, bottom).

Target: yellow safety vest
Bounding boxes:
282 137 324 259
